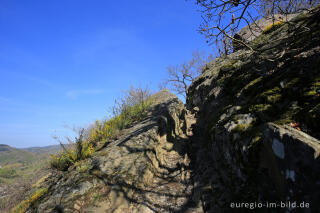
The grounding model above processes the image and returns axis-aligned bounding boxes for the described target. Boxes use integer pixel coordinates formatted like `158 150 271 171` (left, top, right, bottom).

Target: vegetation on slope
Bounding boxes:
50 86 153 171
8 86 154 212
11 187 49 213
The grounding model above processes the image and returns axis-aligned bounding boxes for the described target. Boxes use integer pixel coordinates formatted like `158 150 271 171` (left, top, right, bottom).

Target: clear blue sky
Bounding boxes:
0 0 212 148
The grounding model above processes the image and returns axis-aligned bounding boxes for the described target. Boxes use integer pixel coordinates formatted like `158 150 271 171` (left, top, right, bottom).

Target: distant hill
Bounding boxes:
0 144 61 212
0 144 41 167
0 143 66 184
22 144 63 155
0 144 65 167
0 144 11 152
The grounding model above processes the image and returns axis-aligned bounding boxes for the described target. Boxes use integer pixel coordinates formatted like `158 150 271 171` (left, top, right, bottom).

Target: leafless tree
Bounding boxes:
195 0 319 54
163 50 213 97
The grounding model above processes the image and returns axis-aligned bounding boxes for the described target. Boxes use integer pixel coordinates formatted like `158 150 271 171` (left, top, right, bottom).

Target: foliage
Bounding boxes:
50 131 94 171
50 151 73 171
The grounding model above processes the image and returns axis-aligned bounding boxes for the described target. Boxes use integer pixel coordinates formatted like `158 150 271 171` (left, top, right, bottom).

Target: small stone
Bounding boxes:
74 203 81 211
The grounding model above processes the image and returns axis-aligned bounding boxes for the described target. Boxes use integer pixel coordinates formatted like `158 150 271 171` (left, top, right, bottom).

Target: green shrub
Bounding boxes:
50 151 73 171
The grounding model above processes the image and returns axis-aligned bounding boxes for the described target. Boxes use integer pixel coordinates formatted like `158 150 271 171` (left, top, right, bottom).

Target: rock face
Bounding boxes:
261 123 320 205
20 6 320 213
187 5 320 213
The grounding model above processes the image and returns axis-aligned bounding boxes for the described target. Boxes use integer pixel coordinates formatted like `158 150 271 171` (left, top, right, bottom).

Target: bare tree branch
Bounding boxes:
195 0 319 55
163 50 213 97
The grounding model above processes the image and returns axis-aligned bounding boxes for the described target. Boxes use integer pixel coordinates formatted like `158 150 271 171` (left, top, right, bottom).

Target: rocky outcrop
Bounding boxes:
187 5 320 213
18 6 320 213
27 90 202 213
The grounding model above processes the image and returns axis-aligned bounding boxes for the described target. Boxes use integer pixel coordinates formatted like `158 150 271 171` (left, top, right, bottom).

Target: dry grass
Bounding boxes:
0 182 31 213
50 86 153 171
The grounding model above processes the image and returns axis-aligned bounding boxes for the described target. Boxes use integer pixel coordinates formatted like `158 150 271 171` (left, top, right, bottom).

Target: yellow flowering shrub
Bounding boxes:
82 142 94 158
12 187 48 213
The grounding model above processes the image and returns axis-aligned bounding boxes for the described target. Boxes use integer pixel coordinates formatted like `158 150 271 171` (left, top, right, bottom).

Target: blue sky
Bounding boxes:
0 0 212 148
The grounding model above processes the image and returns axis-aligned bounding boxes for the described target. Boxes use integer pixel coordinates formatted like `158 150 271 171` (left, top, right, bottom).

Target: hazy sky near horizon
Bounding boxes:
0 0 212 148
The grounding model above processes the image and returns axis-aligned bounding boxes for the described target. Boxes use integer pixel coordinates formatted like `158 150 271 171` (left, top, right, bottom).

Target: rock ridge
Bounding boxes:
27 90 202 213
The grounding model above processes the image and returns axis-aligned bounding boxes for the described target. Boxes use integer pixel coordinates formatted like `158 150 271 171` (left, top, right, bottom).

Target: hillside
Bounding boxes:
12 6 320 213
0 144 41 167
0 144 63 183
0 144 62 212
0 144 46 186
